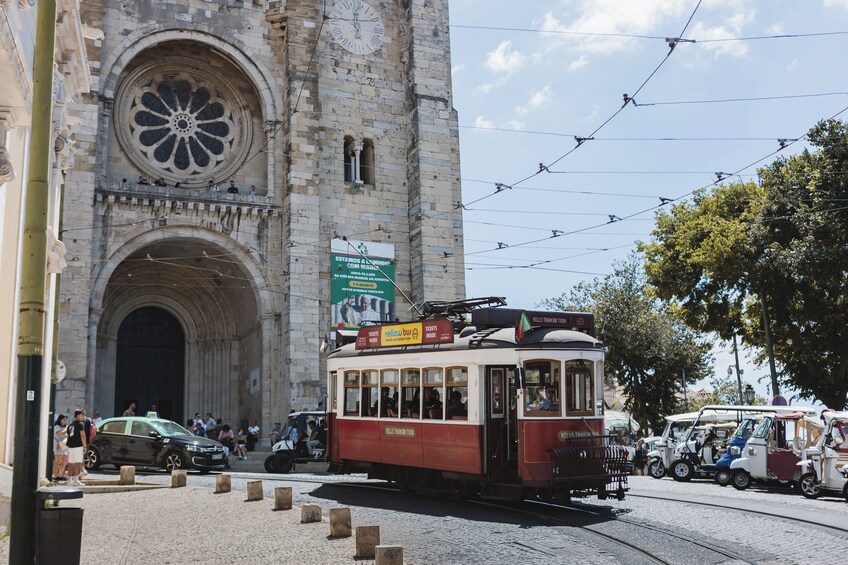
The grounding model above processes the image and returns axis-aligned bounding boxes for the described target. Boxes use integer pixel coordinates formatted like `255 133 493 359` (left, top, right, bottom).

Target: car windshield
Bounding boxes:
733 419 757 440
752 417 772 439
152 420 192 437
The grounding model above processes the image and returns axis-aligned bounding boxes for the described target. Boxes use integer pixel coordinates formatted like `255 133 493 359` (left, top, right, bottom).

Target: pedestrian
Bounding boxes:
66 409 88 485
122 402 136 417
247 419 260 451
147 404 159 418
52 414 69 481
633 441 645 476
91 409 103 425
235 429 248 460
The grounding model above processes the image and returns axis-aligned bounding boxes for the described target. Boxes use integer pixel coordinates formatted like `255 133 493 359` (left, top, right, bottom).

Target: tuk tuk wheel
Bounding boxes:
273 453 294 474
648 460 665 479
263 455 278 473
731 470 751 490
715 469 731 487
670 459 693 482
799 473 822 499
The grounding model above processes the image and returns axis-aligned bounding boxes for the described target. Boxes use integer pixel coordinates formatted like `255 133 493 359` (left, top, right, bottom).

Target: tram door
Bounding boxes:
486 366 518 482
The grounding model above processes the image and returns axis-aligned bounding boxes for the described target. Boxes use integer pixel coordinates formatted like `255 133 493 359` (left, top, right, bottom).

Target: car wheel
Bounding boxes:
164 450 187 472
799 473 822 499
648 459 665 479
731 470 751 490
84 447 101 470
843 482 848 502
274 453 294 474
671 459 693 482
715 469 731 487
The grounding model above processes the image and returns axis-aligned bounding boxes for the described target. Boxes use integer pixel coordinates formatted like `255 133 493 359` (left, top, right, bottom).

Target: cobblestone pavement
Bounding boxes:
1 472 844 564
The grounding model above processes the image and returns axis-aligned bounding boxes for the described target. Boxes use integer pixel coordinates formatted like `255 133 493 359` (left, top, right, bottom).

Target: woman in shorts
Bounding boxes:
52 414 69 481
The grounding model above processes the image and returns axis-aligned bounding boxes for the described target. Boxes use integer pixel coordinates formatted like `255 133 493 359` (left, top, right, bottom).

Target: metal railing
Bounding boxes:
546 435 630 494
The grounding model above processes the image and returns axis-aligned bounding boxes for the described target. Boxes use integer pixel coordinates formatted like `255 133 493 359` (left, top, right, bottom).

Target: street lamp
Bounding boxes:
744 384 756 405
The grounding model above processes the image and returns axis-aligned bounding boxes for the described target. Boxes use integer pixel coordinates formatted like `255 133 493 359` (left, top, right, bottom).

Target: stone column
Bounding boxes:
0 114 16 185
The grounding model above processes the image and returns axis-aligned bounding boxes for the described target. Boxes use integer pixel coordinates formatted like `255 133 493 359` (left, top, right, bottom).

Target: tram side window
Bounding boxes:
423 368 444 420
401 369 421 419
362 370 379 417
565 360 594 416
344 371 360 416
446 367 468 420
524 360 561 416
380 369 400 418
330 371 338 413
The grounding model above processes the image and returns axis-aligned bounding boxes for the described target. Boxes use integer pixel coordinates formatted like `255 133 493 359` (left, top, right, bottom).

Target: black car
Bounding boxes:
85 417 226 473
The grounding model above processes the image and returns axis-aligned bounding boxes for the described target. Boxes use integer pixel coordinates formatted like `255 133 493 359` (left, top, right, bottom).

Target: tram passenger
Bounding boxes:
425 388 443 419
376 387 398 417
447 390 467 419
405 388 421 418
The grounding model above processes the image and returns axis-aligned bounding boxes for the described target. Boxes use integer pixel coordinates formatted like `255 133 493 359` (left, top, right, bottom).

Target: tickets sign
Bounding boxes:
355 319 454 349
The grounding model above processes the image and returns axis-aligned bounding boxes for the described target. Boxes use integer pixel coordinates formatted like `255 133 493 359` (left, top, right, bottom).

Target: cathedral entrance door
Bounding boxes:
115 306 185 423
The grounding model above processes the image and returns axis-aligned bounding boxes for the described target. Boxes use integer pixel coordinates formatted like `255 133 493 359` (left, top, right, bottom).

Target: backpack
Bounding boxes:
86 417 96 441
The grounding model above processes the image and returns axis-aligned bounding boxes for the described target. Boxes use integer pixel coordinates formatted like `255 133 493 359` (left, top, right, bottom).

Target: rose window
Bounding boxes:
115 61 252 186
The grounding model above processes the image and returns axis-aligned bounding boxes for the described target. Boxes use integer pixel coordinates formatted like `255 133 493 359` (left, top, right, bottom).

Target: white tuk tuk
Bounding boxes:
647 411 700 479
729 408 822 490
796 410 848 500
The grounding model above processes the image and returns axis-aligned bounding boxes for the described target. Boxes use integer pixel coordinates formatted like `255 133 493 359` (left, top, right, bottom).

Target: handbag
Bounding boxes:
58 438 68 451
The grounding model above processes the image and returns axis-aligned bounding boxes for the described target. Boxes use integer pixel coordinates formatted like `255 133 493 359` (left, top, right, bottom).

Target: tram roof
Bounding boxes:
328 326 602 359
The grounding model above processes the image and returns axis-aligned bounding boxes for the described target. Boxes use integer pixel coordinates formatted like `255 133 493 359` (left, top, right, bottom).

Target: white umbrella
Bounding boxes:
605 410 641 432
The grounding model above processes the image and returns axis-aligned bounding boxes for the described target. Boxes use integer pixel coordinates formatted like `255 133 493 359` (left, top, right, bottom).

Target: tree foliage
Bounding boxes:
540 255 712 432
641 119 848 409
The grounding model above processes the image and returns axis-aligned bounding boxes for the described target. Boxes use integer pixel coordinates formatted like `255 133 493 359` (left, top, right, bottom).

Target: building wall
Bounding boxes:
57 0 465 434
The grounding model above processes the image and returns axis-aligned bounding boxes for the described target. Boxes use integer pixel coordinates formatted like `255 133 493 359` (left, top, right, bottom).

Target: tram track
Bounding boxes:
626 491 848 536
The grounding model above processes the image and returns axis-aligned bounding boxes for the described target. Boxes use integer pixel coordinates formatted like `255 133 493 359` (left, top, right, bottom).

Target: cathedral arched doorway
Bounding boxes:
115 306 185 422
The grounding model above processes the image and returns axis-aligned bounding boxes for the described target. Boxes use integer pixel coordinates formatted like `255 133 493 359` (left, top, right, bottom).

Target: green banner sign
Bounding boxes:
330 239 396 330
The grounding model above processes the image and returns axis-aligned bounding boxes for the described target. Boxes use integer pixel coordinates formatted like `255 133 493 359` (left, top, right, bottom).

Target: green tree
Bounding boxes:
540 255 712 432
641 119 848 409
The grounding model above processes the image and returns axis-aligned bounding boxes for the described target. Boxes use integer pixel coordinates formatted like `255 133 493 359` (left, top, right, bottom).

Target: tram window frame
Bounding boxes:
362 370 379 417
330 371 338 413
401 368 421 419
564 359 594 416
423 367 445 420
523 360 561 417
343 371 360 416
490 368 505 417
446 366 468 420
380 369 400 418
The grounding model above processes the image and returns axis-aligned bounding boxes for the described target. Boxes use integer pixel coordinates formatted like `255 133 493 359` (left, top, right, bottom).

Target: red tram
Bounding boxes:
325 299 628 500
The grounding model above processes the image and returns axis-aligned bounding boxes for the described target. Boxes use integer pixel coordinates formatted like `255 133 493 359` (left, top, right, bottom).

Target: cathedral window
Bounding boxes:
343 136 356 182
360 138 375 185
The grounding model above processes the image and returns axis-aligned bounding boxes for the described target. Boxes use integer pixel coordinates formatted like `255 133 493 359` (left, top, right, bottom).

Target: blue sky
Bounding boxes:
447 0 848 403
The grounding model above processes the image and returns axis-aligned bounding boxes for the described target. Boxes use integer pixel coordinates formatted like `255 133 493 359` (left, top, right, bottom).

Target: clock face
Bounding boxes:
329 0 385 55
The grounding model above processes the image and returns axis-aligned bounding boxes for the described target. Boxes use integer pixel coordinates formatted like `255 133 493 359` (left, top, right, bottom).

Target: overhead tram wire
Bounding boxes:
459 124 803 142
450 24 848 44
465 101 848 263
457 0 704 209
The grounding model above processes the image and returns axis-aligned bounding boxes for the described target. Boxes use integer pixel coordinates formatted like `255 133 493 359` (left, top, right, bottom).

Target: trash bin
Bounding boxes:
37 486 84 565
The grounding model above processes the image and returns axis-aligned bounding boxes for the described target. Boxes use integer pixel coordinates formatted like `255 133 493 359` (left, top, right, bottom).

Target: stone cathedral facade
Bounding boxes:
58 0 465 430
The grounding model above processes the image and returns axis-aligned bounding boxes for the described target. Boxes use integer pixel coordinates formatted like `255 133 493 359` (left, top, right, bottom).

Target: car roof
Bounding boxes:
98 416 175 425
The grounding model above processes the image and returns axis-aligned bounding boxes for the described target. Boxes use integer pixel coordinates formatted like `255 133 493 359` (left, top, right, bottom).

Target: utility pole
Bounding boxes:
732 333 744 405
9 0 56 562
760 297 780 397
681 368 689 411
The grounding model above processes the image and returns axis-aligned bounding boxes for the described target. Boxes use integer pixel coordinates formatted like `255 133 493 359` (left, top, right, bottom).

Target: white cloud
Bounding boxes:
473 115 496 129
484 40 525 74
475 83 494 94
535 1 756 67
451 64 464 76
824 0 848 8
505 120 526 130
516 85 553 116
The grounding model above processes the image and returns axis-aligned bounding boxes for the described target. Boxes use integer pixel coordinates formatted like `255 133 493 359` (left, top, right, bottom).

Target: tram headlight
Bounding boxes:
730 446 741 456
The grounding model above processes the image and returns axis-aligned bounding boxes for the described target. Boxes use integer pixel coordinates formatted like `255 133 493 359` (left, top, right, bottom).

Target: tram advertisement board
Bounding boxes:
330 239 396 330
356 319 454 349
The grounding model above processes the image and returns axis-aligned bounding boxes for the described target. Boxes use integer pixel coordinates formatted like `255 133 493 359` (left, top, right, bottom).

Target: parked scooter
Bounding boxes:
796 410 848 500
729 411 822 490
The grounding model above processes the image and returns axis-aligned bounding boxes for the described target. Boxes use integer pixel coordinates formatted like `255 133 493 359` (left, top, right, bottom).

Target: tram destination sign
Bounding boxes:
356 319 454 349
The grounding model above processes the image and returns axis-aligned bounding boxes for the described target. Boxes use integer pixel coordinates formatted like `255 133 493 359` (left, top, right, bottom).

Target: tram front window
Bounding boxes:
524 360 561 417
565 360 594 416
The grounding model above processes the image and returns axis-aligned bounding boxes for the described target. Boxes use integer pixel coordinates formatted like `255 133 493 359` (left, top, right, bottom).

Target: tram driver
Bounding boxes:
540 384 558 411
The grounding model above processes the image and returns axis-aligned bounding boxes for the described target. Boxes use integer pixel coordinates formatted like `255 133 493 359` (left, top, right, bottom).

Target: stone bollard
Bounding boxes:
246 480 263 501
273 487 292 511
355 526 380 559
171 469 187 488
329 508 352 538
215 474 231 494
301 504 322 523
375 545 404 565
119 466 135 485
